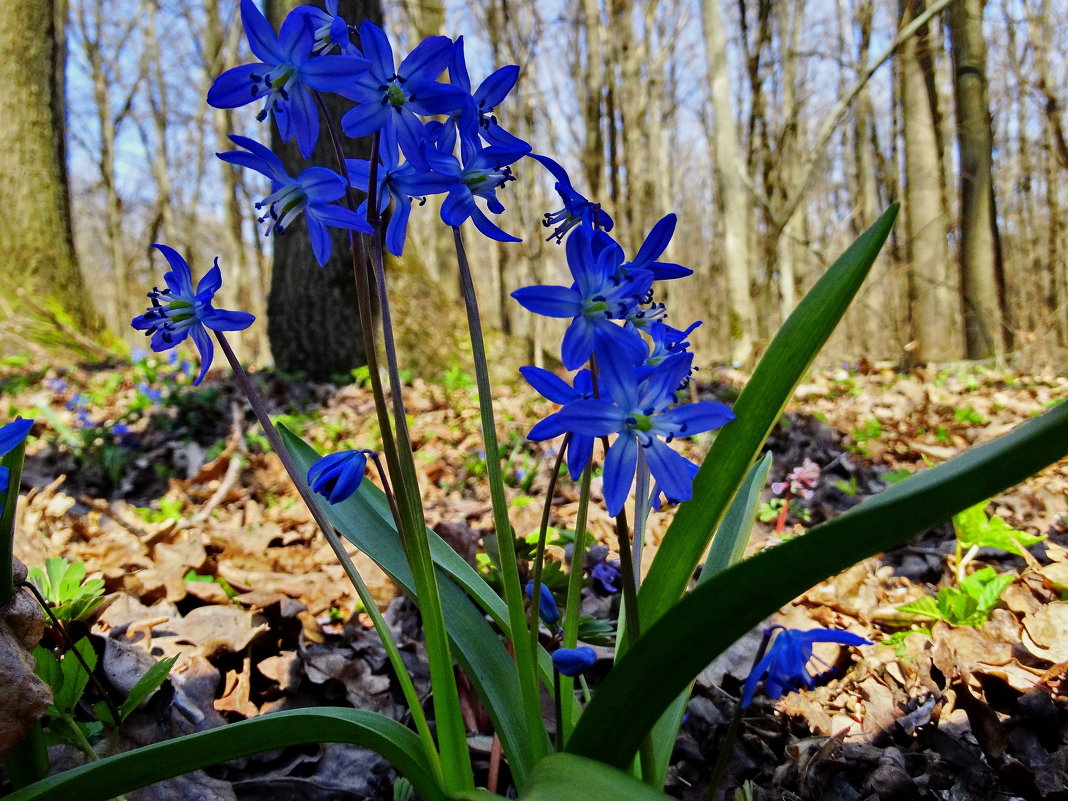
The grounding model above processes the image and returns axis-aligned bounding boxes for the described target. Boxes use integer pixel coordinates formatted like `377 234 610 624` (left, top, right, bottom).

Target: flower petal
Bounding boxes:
151 244 194 296
0 418 34 456
510 286 581 319
519 366 579 404
643 439 697 504
602 434 638 517
206 63 264 109
398 35 453 80
201 308 256 332
189 324 214 386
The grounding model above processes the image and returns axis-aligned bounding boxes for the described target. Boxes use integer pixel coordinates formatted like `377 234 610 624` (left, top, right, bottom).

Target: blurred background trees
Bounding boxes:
6 0 1066 372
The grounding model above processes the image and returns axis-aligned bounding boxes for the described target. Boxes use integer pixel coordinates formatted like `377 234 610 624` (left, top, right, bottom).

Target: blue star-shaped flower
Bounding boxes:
131 245 255 385
218 135 371 266
742 626 873 707
549 342 734 515
339 22 466 170
528 154 613 243
206 0 369 157
520 366 596 480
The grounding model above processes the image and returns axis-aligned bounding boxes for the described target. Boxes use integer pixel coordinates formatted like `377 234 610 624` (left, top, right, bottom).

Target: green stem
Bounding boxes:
558 461 593 744
4 723 48 789
632 449 651 586
528 436 570 669
214 334 443 787
452 226 548 765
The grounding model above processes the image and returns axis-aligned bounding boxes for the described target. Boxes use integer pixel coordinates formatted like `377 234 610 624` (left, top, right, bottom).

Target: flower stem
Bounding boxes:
214 333 443 787
558 460 593 744
632 448 651 587
528 435 570 670
452 226 548 764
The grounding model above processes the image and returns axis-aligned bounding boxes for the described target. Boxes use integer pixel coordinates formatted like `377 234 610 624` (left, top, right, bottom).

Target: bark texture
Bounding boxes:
0 0 101 344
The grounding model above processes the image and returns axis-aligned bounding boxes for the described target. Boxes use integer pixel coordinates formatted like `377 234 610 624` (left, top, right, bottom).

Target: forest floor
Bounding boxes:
2 356 1067 800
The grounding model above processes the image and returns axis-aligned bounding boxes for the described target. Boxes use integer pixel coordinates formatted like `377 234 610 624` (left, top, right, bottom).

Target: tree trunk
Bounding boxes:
0 0 102 344
947 0 1006 359
264 0 382 379
900 0 957 363
702 0 754 365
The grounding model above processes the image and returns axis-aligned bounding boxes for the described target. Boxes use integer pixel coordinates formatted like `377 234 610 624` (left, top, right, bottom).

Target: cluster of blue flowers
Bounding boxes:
512 188 735 517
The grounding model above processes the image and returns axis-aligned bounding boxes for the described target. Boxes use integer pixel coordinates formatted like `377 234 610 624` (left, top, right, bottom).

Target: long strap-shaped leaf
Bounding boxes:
280 427 546 784
638 205 899 629
567 399 1068 767
5 708 443 801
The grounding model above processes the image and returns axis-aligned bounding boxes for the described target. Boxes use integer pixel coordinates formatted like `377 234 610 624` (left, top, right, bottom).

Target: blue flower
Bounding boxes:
590 560 622 595
428 139 529 242
524 580 560 627
308 450 368 504
131 245 255 386
345 129 456 256
302 0 360 56
206 0 369 158
0 418 34 498
550 343 734 516
741 626 872 708
511 225 652 369
339 23 466 169
218 135 371 266
521 366 595 480
619 214 691 280
436 36 526 154
528 154 613 243
551 646 597 677
137 382 163 403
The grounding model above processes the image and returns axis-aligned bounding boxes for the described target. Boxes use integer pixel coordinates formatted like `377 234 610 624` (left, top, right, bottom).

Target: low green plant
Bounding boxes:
27 558 106 624
897 567 1014 627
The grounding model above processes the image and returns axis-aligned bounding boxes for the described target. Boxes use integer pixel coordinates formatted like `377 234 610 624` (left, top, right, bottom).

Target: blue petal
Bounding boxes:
298 167 347 203
643 439 696 504
476 64 520 108
566 434 595 481
510 286 581 318
395 109 432 170
398 35 453 81
561 317 597 370
206 63 264 109
240 0 284 64
300 55 370 92
552 400 627 437
196 260 223 298
0 418 34 456
468 204 520 243
345 158 372 192
288 85 320 158
277 5 316 61
527 414 565 441
602 434 638 517
635 352 692 411
151 244 194 296
551 646 596 677
219 135 288 183
406 82 469 116
200 308 256 332
656 401 735 437
519 366 579 404
634 213 676 265
340 101 390 138
592 333 640 409
440 188 475 227
384 196 412 256
190 324 214 386
306 215 332 266
357 21 394 78
449 36 472 92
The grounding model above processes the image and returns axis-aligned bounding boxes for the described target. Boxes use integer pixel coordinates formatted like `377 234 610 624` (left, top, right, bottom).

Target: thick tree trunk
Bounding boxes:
0 0 102 344
264 0 382 379
900 0 957 363
947 0 1007 359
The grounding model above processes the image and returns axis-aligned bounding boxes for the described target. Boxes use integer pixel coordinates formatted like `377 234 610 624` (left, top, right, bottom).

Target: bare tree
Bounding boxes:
0 0 102 347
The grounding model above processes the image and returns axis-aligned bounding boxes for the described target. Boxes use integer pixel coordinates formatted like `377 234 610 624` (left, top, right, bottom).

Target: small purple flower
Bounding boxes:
218 135 371 266
552 646 597 677
308 449 368 504
137 383 163 403
206 0 369 157
772 458 822 499
741 626 872 707
525 580 560 627
0 418 34 497
131 245 255 386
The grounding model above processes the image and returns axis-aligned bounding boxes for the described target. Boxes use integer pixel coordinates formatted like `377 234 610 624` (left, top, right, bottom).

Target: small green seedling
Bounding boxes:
952 500 1043 583
898 567 1014 627
28 557 106 623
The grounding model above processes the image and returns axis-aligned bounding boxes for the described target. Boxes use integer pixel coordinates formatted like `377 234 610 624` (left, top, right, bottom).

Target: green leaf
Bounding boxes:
118 655 178 721
6 708 443 801
898 595 941 620
54 637 96 715
448 753 674 801
565 398 1068 769
937 588 978 624
639 206 899 630
280 426 547 785
953 502 1043 557
644 453 773 787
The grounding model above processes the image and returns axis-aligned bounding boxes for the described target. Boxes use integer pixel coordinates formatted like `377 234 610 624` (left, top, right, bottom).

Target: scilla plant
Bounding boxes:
5 3 1068 799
